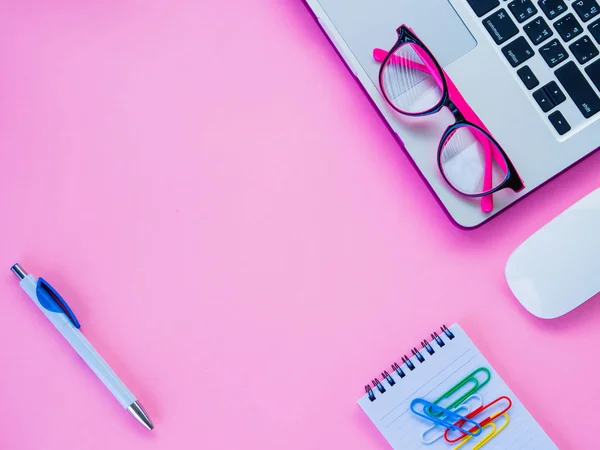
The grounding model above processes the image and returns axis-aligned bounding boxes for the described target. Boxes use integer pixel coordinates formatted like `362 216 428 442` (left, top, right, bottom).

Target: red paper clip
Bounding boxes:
444 396 513 444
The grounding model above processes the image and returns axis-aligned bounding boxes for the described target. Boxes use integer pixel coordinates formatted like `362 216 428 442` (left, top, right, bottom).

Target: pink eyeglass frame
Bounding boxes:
374 25 524 212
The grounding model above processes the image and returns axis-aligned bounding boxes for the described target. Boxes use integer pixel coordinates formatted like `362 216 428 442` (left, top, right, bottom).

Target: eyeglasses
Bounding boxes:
374 26 524 213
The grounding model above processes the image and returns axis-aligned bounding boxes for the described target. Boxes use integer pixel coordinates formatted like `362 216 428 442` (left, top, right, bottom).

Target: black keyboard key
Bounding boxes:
533 81 568 112
549 111 571 134
502 37 535 66
467 0 500 17
508 0 538 22
538 0 567 19
483 9 519 44
556 61 600 117
517 65 540 89
524 16 554 44
572 0 600 22
540 39 568 67
544 81 567 104
589 19 600 43
554 14 584 42
584 58 600 90
569 36 600 64
533 87 556 111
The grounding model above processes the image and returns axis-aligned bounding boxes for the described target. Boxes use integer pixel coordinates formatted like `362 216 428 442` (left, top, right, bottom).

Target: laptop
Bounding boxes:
302 0 600 228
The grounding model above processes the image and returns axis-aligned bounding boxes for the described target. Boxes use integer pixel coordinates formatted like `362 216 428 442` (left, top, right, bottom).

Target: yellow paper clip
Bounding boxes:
479 413 510 448
453 423 496 450
453 414 510 450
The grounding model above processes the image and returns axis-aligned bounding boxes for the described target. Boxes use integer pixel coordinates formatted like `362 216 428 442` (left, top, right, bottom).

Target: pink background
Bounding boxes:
0 1 599 449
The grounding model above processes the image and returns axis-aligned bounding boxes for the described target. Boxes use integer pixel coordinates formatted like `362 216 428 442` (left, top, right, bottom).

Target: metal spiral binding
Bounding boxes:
364 325 455 402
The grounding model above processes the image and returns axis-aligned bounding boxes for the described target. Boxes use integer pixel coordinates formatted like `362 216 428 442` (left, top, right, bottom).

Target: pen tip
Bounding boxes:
127 401 154 431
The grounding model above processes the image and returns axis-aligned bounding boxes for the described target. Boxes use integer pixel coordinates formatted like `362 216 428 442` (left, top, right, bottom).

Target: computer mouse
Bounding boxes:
506 188 600 319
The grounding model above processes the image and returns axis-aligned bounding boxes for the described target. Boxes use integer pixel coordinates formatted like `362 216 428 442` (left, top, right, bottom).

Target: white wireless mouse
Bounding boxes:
506 188 600 319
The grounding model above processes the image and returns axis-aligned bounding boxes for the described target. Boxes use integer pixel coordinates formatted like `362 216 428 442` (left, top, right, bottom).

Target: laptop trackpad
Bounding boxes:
316 0 477 87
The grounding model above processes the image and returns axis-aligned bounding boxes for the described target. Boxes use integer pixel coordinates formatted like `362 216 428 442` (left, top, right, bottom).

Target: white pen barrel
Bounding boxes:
19 274 136 408
58 324 136 408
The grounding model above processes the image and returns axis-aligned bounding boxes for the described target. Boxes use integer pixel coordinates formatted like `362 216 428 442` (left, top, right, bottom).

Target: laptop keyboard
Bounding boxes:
467 0 600 136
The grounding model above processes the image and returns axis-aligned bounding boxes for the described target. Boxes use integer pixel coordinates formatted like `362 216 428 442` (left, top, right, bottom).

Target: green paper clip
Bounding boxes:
429 367 491 416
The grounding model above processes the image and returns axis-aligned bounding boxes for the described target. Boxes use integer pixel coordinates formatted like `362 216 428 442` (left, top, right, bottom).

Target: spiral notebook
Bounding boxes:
358 324 557 449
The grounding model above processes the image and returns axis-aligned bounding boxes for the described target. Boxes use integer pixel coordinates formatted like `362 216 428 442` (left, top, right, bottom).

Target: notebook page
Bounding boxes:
357 324 557 450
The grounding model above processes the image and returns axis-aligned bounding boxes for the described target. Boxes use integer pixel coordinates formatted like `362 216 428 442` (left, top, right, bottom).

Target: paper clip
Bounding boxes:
420 394 483 445
410 399 482 438
453 422 496 450
453 413 510 450
445 396 512 443
482 413 510 448
430 368 491 416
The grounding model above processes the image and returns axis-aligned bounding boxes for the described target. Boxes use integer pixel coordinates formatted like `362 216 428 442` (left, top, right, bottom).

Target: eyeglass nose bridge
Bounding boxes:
446 100 465 123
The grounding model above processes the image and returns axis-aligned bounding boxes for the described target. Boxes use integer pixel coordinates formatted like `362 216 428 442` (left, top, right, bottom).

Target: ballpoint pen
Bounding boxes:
10 263 154 430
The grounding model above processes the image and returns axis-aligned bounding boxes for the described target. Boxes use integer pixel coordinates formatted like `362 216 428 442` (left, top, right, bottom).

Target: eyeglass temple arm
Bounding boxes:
373 48 504 212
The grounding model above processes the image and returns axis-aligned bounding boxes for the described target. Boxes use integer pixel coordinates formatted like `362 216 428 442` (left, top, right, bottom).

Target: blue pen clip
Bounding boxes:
36 278 81 328
410 398 482 437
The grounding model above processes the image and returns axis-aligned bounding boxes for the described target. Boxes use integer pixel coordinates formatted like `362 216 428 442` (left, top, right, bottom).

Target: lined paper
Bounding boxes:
358 324 557 449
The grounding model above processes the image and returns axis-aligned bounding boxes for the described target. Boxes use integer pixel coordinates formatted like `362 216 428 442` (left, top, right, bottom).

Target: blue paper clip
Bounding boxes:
420 394 483 445
410 398 482 437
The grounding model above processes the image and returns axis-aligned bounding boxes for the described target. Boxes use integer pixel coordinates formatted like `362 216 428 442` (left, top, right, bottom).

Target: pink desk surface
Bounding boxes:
0 1 599 449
